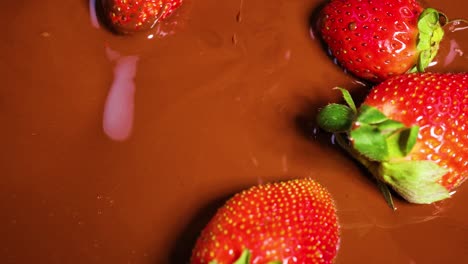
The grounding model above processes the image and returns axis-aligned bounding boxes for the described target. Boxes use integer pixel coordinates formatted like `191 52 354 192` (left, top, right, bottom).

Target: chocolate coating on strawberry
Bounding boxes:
99 0 183 34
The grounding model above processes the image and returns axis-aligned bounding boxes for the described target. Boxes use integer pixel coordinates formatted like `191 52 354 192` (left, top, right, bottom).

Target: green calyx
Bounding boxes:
379 161 450 204
351 105 418 162
412 8 445 72
317 90 419 163
316 103 355 133
317 88 357 133
317 88 451 208
209 250 281 264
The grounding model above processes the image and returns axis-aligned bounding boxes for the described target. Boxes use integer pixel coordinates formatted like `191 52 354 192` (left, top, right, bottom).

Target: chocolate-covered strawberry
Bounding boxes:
99 0 183 34
190 179 340 264
318 0 445 82
317 72 468 208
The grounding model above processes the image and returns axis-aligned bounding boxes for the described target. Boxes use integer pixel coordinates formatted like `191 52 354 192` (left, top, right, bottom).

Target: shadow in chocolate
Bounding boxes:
292 85 368 147
84 0 121 35
164 175 312 264
294 96 333 145
166 193 234 264
308 0 330 53
292 88 405 207
92 0 115 34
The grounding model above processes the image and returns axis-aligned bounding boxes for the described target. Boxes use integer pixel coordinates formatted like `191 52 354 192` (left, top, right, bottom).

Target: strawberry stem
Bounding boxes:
317 90 397 209
318 87 453 206
334 133 396 210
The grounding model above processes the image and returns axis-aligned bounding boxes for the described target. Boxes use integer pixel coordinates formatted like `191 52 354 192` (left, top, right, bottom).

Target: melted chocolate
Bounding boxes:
0 0 466 263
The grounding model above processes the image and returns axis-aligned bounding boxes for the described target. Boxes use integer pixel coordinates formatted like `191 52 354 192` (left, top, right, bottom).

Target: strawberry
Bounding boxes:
318 0 446 82
99 0 183 34
317 72 468 208
190 179 340 264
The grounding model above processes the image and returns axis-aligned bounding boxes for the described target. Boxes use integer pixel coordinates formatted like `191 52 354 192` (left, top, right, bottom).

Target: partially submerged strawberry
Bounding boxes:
317 72 468 208
318 0 445 82
99 0 183 34
190 179 340 264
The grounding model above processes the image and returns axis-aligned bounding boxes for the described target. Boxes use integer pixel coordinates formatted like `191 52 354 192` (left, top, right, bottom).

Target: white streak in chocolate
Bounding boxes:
89 0 100 28
103 48 139 141
105 46 121 61
309 27 316 40
444 39 463 67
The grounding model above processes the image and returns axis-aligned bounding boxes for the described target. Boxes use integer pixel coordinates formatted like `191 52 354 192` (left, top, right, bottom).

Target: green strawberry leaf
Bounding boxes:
209 249 281 264
335 87 357 114
386 130 407 159
417 9 439 47
351 105 418 161
415 8 445 72
385 125 419 158
208 249 251 264
402 125 419 156
317 104 355 133
416 50 430 73
380 161 450 204
234 250 251 264
356 105 388 124
377 119 406 136
350 123 389 161
377 180 396 210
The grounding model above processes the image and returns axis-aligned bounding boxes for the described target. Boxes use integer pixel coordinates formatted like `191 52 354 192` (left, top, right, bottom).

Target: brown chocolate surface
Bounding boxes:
1 0 467 263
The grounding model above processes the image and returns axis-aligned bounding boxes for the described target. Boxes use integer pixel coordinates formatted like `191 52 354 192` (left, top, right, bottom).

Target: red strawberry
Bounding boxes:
190 179 340 264
317 72 468 208
99 0 183 34
318 0 445 82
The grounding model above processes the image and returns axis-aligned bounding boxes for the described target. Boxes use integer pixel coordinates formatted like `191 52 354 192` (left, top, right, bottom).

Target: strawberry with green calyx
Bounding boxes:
317 72 468 209
190 179 340 264
318 0 447 82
